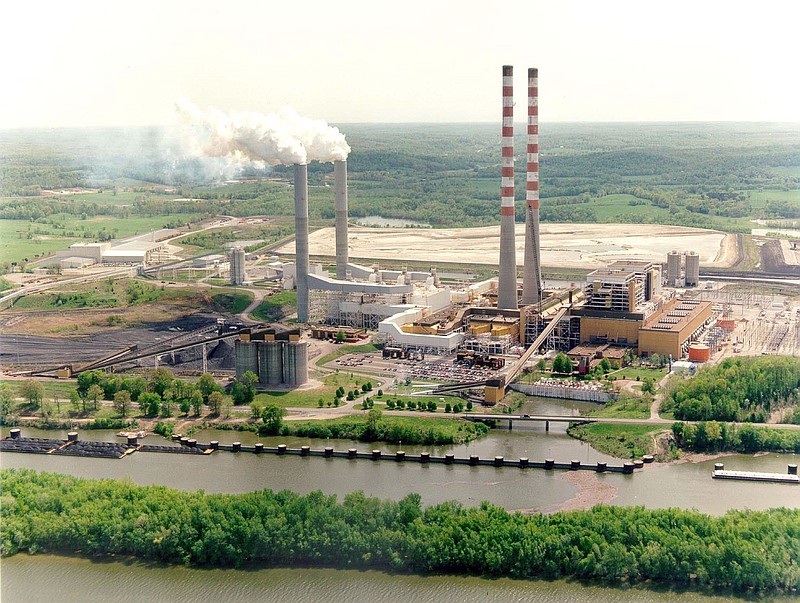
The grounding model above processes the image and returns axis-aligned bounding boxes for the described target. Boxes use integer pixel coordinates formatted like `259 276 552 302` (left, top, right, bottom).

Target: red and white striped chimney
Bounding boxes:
497 65 518 310
521 67 542 305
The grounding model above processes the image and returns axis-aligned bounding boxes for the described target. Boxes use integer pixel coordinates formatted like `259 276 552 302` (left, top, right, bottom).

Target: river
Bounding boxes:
2 555 789 603
2 396 798 601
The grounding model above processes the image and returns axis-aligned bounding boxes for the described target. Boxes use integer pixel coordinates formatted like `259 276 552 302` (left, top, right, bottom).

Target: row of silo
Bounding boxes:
665 250 700 287
234 329 308 386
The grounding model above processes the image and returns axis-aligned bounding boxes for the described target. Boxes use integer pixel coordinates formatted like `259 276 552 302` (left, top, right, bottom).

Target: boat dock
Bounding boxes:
712 463 799 484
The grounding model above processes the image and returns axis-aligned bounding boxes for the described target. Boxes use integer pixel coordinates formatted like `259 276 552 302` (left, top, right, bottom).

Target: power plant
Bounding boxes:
23 65 720 398
227 65 726 399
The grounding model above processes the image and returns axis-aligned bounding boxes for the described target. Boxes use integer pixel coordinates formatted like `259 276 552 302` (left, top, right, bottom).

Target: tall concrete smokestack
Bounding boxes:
521 67 543 305
497 65 518 310
334 160 349 280
294 164 309 323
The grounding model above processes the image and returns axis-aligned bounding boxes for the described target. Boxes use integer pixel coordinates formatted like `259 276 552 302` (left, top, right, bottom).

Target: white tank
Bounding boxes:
666 250 682 287
685 251 700 287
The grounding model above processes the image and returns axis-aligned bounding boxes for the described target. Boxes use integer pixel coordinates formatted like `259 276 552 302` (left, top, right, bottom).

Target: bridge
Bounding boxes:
463 412 595 431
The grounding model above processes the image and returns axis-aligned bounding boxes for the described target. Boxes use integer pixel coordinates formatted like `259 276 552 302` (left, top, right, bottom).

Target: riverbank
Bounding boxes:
2 468 797 592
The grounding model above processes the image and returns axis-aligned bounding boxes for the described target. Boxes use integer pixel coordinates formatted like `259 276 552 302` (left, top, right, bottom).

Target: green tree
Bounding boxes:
160 390 174 417
138 392 161 417
552 353 573 374
70 390 86 415
197 373 221 402
190 390 204 416
536 358 547 371
180 398 191 416
148 367 174 397
18 380 44 409
87 384 104 411
335 329 346 344
426 400 437 412
208 391 231 417
641 377 657 395
445 402 452 413
0 383 14 420
260 404 285 434
113 390 132 418
365 408 383 437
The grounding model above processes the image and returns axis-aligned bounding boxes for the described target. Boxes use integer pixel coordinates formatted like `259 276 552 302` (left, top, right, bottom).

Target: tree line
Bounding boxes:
662 356 800 422
1 468 798 591
672 421 800 453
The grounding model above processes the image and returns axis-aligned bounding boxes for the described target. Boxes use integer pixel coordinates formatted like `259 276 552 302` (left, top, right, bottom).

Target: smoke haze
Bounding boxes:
176 98 351 167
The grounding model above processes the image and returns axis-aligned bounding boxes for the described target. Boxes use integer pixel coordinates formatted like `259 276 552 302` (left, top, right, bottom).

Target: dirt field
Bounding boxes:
279 223 731 270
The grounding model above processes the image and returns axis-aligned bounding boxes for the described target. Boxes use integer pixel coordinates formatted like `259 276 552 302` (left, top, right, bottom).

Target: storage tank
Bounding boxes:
230 247 246 285
687 343 710 362
265 341 284 385
685 251 700 287
666 250 682 287
234 340 258 381
282 341 308 386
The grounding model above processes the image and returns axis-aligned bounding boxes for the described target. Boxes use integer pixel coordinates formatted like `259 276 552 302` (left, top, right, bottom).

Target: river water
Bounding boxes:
2 397 798 601
2 555 789 603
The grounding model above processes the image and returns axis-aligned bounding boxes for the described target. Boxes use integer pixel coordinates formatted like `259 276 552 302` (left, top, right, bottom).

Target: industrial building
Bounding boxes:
50 231 173 269
277 65 713 368
230 247 247 285
234 328 308 387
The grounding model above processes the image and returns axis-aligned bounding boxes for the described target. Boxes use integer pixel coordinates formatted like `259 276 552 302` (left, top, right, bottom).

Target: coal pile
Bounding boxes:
1 437 60 454
140 444 206 454
55 440 130 459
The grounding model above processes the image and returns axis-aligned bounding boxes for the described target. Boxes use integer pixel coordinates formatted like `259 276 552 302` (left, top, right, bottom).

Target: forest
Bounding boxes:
672 421 800 453
1 123 798 242
1 468 798 591
662 355 800 422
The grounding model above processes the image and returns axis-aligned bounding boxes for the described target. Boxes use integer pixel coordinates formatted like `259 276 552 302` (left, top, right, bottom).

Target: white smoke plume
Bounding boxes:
175 98 350 167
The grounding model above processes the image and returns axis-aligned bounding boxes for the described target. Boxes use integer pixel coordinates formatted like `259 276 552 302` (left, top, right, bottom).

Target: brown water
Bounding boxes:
1 555 789 603
2 396 798 602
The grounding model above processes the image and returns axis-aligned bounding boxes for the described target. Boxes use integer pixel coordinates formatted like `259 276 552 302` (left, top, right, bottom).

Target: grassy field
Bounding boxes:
747 188 800 206
253 373 376 409
568 423 669 459
210 290 253 314
1 379 78 400
317 343 381 365
251 290 297 322
8 278 165 311
587 393 652 419
0 213 199 266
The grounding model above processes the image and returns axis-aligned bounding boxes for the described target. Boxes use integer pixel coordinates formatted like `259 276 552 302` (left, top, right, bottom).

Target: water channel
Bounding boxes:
2 396 797 601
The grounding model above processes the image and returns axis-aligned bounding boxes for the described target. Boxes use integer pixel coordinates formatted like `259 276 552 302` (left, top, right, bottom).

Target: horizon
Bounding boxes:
3 119 800 133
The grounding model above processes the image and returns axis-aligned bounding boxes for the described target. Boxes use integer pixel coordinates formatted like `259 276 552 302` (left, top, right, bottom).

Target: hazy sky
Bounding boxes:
3 0 798 128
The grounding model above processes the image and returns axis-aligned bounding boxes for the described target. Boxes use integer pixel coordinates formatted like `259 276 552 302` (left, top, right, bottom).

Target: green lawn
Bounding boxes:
588 393 652 419
252 291 297 322
609 366 668 382
253 374 376 409
211 290 254 314
317 343 381 365
568 423 669 459
0 213 199 266
1 379 78 400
